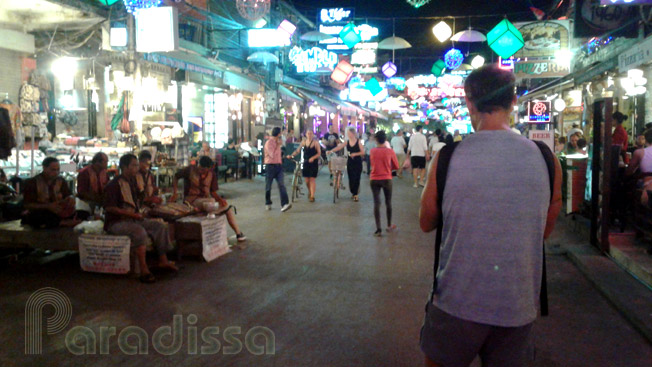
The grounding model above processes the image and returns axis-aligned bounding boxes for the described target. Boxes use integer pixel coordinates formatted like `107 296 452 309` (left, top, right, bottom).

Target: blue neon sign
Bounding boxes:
288 46 338 73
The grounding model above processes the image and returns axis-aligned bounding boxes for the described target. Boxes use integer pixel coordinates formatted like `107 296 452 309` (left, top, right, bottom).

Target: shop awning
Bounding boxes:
279 85 304 105
224 71 261 94
144 51 223 78
294 88 338 113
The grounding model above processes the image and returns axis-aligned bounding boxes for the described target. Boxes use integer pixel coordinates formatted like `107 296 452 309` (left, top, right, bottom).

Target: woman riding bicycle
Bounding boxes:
287 130 322 202
328 127 365 202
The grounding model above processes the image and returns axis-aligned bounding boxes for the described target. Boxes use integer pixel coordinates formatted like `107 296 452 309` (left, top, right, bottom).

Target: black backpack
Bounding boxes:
431 140 556 316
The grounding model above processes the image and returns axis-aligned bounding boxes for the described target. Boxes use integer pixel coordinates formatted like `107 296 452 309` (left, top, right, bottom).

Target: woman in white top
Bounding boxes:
626 129 652 206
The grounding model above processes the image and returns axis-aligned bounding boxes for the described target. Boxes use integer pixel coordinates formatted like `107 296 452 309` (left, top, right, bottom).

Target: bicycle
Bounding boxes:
329 155 347 203
287 158 304 203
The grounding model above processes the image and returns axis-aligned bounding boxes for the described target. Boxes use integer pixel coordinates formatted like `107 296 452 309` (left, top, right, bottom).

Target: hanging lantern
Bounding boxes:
431 60 446 76
365 78 383 96
471 55 485 69
123 0 162 13
487 19 524 59
277 19 297 38
382 61 397 78
444 48 464 70
406 0 432 8
331 60 354 85
432 21 452 43
339 23 362 49
236 0 271 21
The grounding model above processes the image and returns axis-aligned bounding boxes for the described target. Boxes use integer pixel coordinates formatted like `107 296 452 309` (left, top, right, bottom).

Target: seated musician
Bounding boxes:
171 156 246 242
76 152 109 220
136 150 161 207
104 154 177 283
23 157 79 228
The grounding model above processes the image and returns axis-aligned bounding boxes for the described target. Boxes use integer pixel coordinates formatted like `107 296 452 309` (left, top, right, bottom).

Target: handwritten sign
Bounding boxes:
529 130 555 152
201 215 230 262
78 234 131 274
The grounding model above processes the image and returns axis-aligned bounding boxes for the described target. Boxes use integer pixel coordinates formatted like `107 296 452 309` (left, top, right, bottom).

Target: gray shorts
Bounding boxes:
419 302 534 367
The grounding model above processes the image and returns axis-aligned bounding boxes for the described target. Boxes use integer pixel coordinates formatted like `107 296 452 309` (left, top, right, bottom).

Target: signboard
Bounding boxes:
529 130 555 152
247 28 291 48
408 86 466 101
618 35 652 72
499 57 514 70
514 60 570 79
319 8 355 24
527 101 552 123
319 24 379 51
79 235 130 274
288 46 338 73
513 20 570 58
575 0 638 38
351 43 378 65
135 7 179 53
200 215 230 262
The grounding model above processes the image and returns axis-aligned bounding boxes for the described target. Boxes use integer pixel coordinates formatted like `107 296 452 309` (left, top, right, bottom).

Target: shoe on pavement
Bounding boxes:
373 229 382 237
236 233 247 242
419 181 425 187
386 224 397 232
413 183 418 188
281 203 292 212
265 205 272 211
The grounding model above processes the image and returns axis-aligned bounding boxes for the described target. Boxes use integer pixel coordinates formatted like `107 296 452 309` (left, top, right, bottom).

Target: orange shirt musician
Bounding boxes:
171 156 246 242
23 157 79 228
135 150 161 207
76 152 109 219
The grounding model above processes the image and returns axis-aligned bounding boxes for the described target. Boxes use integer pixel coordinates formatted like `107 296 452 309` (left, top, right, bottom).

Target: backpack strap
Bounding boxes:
430 142 458 302
532 140 556 317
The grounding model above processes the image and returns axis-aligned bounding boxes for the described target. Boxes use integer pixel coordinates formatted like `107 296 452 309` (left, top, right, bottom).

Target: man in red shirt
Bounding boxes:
76 152 108 219
264 127 291 212
23 157 78 228
612 111 629 163
369 130 399 236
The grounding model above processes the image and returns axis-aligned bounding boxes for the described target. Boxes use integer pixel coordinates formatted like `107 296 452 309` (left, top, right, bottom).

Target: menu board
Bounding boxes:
79 234 131 274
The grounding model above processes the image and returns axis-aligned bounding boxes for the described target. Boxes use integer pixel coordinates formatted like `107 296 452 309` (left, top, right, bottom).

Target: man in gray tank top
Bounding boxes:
419 65 562 367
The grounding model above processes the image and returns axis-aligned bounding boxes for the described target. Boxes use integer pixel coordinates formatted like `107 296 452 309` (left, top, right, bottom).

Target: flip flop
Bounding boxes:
139 273 156 283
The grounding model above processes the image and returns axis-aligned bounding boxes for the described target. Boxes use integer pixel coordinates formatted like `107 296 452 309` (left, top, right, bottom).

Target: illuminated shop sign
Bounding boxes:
408 86 466 101
320 8 354 24
288 46 338 73
527 101 551 123
319 24 379 51
405 74 465 91
600 0 652 4
499 57 515 70
386 77 406 91
247 28 291 48
351 43 378 65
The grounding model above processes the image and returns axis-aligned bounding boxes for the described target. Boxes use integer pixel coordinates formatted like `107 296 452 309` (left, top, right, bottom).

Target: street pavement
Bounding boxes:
0 170 650 367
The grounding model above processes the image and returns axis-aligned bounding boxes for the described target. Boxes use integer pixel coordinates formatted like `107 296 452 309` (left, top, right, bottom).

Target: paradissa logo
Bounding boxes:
26 288 275 356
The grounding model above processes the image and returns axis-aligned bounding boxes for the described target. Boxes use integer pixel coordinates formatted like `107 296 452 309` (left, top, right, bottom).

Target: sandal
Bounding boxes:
139 273 156 283
353 195 359 202
309 197 315 202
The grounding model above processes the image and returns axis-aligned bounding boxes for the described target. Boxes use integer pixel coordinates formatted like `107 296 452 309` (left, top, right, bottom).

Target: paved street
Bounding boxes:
1 172 651 367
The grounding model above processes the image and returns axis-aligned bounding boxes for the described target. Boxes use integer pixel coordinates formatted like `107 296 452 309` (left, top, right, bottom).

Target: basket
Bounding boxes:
331 156 347 171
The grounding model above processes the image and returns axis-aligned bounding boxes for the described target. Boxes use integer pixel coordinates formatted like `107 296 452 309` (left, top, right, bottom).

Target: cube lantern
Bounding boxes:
365 77 383 96
339 23 362 49
431 60 446 76
486 19 524 59
277 19 296 38
382 61 397 78
331 60 354 85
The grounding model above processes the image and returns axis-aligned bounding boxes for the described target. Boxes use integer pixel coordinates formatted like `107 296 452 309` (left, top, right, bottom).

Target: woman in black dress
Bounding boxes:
329 127 365 201
287 130 321 202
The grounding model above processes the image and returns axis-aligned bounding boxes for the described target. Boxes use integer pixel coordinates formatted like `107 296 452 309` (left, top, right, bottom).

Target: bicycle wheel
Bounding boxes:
291 171 299 202
333 171 340 203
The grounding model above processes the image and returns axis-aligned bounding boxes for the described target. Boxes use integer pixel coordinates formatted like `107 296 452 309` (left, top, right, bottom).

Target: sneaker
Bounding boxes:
419 181 425 187
281 203 292 212
236 233 247 242
373 229 382 237
413 183 418 188
386 224 397 232
265 205 271 211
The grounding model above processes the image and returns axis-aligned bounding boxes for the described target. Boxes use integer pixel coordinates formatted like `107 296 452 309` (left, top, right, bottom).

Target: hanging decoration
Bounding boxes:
444 48 464 70
470 55 485 69
486 19 524 59
339 23 362 49
431 60 446 76
432 21 452 43
365 78 383 96
382 61 397 78
331 60 355 85
236 0 271 21
123 0 162 13
98 0 120 5
406 0 432 8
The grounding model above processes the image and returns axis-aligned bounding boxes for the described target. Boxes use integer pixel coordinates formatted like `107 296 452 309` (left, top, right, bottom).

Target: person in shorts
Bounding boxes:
408 125 429 188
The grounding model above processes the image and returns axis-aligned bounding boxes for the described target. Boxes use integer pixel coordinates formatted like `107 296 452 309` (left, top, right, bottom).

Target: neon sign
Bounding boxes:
320 8 354 24
527 101 551 122
319 24 379 50
247 28 291 48
408 86 466 101
288 46 338 73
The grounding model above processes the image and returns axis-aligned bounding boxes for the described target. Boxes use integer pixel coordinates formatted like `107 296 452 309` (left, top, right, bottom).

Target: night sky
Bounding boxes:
288 0 562 73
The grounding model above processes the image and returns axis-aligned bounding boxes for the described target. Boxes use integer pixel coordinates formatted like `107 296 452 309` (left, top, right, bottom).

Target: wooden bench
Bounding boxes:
0 220 80 251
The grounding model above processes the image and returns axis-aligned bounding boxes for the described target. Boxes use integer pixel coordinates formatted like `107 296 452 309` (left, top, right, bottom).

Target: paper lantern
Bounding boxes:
471 55 485 69
432 21 452 43
365 78 383 96
486 19 524 59
431 60 446 76
339 23 362 49
382 61 397 78
236 0 270 21
331 60 354 85
277 19 296 38
444 48 464 70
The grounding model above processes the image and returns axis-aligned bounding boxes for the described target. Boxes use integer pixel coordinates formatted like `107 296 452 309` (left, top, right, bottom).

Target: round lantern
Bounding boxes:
236 0 270 21
444 48 464 70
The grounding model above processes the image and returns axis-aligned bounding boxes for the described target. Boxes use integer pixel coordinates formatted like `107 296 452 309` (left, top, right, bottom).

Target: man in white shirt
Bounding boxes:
407 125 429 187
429 135 446 158
390 130 407 178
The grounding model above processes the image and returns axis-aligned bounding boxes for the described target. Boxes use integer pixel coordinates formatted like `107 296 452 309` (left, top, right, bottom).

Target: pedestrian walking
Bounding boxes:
390 130 407 178
287 130 321 202
419 64 562 367
407 125 429 187
329 127 365 202
369 130 398 236
264 127 292 212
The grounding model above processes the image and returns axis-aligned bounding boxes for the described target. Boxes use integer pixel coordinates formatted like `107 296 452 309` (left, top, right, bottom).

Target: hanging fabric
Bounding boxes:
111 92 125 131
